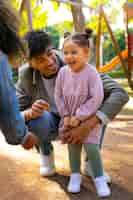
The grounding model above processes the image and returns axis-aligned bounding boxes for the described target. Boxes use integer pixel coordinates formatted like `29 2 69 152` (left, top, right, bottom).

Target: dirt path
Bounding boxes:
0 118 133 200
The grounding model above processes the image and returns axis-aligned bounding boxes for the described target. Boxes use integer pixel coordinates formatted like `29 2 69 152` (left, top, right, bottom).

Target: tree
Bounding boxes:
47 0 85 32
70 0 85 32
11 0 48 36
45 26 60 48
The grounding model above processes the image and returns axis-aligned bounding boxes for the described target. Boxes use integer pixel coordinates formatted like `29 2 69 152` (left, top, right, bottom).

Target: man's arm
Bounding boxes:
16 64 34 121
62 73 129 144
16 65 50 121
16 64 33 111
96 73 129 124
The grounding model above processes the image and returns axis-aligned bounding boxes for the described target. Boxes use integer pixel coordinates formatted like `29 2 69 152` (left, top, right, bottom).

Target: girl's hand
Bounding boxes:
64 116 71 127
70 116 80 127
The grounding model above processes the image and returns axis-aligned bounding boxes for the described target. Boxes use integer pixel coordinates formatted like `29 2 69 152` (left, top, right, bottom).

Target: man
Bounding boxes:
16 30 129 178
0 0 38 149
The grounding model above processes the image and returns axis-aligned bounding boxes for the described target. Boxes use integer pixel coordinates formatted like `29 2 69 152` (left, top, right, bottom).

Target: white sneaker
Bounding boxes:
83 160 111 184
94 176 111 198
40 152 56 176
67 173 82 193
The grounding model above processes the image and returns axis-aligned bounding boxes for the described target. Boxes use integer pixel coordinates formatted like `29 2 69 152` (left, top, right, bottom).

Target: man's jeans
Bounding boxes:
27 112 60 155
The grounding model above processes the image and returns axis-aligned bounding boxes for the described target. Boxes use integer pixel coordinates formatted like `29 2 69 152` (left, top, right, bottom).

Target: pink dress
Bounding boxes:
54 64 104 144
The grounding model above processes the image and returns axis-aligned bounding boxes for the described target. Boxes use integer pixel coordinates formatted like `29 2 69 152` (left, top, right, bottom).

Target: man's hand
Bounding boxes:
61 115 101 144
24 99 50 121
31 99 50 117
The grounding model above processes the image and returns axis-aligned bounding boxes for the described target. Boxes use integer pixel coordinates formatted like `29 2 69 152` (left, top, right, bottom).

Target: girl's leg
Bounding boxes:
83 126 111 184
67 144 82 193
68 144 82 173
84 144 103 178
84 144 111 197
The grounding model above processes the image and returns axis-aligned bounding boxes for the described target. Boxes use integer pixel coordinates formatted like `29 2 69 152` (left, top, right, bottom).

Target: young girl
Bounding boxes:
54 29 111 198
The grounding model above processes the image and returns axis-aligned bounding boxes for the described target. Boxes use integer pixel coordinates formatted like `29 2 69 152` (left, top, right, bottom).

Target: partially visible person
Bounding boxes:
55 29 111 197
0 0 38 149
64 32 71 39
16 30 129 179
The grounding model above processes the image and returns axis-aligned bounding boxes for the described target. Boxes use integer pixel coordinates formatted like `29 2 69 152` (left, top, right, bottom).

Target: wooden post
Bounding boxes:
70 0 85 32
96 7 102 70
25 0 33 31
19 0 33 31
102 8 133 90
19 0 26 15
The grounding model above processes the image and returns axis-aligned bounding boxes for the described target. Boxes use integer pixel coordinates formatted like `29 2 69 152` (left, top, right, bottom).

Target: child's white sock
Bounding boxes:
67 173 82 193
94 176 111 198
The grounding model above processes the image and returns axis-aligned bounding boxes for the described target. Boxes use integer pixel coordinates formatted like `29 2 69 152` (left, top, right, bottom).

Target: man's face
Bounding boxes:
29 47 58 77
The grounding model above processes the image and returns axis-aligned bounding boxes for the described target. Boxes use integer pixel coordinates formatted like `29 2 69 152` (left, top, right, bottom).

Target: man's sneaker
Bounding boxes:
94 176 111 197
67 173 82 193
83 160 111 184
40 152 56 176
22 132 39 150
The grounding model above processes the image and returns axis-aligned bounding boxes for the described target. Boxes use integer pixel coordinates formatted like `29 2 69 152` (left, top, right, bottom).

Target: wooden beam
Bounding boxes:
19 0 26 14
19 0 33 31
123 3 133 20
25 0 33 31
96 7 102 70
102 8 133 89
49 0 93 9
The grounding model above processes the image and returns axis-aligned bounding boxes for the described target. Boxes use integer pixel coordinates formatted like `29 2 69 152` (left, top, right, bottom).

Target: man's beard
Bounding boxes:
42 67 59 79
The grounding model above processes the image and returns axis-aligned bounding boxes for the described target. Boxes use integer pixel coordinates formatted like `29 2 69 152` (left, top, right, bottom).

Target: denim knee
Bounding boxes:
27 112 60 141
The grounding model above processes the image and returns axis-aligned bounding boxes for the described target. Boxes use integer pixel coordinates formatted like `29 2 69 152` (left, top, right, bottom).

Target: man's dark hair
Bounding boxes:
0 0 25 56
25 30 52 59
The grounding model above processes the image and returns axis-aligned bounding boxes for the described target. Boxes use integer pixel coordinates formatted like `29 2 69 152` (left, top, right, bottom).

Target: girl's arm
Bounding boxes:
54 68 69 117
96 73 129 124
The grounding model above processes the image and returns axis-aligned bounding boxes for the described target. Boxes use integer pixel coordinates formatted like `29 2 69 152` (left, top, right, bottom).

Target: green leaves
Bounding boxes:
11 0 48 36
88 0 109 8
32 6 48 30
52 1 60 11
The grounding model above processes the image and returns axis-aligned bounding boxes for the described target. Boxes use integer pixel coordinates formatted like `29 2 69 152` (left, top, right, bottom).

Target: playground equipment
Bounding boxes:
19 0 133 89
96 5 133 90
99 49 128 73
123 3 133 75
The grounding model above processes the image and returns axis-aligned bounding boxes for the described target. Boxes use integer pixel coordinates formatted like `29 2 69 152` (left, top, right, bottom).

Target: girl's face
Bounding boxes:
63 40 89 72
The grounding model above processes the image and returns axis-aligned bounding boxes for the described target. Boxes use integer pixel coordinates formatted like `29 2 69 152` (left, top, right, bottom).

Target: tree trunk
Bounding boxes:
70 0 85 32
